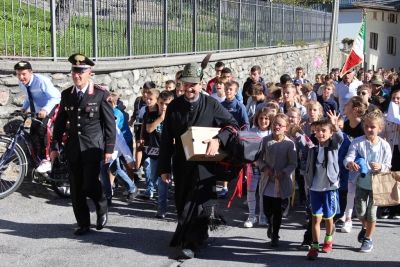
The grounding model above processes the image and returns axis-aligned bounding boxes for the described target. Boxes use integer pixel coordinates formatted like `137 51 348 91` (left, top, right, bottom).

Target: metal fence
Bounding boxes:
0 0 332 60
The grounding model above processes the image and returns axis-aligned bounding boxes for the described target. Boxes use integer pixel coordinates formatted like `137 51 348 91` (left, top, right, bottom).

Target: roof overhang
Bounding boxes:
353 1 400 12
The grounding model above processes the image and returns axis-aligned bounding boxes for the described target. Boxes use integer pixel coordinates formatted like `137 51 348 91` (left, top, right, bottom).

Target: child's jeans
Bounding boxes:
110 159 136 192
150 158 169 208
143 156 153 192
100 159 136 199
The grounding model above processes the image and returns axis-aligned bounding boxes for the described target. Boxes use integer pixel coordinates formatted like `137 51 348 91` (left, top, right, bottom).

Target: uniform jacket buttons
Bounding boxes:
78 132 81 135
78 108 81 111
78 116 81 119
77 124 81 127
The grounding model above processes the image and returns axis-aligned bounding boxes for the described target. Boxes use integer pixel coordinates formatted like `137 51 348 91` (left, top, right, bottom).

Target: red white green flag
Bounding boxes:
340 17 366 76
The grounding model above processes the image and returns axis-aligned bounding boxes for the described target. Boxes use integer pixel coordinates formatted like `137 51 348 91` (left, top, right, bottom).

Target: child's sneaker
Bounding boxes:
359 238 373 252
36 160 52 173
307 248 319 260
139 189 153 199
341 220 352 233
218 188 228 199
243 215 257 228
259 214 268 226
358 227 366 243
321 240 333 253
380 209 390 219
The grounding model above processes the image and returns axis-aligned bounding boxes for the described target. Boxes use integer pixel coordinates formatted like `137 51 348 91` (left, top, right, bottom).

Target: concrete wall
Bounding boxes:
365 9 400 70
338 9 363 49
0 43 342 130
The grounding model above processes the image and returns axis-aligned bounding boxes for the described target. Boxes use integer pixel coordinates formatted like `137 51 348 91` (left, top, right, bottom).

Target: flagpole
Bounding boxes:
363 9 367 83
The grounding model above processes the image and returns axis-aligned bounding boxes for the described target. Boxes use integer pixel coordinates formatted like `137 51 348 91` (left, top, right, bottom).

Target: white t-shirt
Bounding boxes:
210 93 226 103
333 80 363 115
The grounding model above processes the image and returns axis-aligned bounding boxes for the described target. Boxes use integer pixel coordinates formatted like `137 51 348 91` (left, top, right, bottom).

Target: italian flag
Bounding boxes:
340 18 366 76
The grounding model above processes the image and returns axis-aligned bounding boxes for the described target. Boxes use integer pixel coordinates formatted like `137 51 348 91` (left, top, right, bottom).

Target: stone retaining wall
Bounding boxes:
0 43 342 131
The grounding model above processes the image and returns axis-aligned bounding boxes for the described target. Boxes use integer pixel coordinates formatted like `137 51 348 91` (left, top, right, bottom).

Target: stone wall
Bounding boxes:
0 43 342 130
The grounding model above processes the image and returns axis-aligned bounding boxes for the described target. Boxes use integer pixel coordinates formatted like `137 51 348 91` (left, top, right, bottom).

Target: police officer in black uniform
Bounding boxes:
50 54 116 235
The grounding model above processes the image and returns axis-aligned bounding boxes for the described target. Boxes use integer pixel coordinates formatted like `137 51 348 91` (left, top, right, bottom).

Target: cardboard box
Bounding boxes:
181 126 227 161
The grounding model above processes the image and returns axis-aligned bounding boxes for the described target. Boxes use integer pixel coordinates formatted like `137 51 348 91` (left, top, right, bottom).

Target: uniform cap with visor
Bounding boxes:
68 53 95 73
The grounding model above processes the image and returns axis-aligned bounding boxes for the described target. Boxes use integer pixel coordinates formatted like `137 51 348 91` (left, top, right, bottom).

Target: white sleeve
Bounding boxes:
115 128 135 163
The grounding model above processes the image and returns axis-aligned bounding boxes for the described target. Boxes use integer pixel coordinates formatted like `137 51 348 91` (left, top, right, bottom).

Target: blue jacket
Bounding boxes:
19 73 61 114
113 107 133 143
221 98 250 130
338 132 351 190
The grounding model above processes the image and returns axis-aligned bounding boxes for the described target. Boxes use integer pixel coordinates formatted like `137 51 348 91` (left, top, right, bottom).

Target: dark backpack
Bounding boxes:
224 126 263 163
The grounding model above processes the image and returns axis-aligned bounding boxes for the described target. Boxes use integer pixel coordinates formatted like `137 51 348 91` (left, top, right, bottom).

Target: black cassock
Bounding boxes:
157 93 238 247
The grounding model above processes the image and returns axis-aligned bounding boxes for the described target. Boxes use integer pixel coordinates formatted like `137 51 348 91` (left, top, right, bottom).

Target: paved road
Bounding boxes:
1 178 399 267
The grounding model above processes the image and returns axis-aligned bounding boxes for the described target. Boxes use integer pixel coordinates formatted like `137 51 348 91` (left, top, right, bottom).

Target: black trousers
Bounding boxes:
263 195 283 237
67 157 107 228
183 217 209 246
30 106 56 160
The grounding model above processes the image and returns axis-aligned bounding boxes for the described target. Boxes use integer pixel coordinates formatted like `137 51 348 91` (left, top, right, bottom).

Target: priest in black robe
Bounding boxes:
157 61 238 259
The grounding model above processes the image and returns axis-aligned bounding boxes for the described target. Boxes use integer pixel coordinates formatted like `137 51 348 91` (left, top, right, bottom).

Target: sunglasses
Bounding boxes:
357 91 368 96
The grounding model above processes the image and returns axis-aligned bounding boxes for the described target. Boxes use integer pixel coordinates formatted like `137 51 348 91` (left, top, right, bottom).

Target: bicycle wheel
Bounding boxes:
0 138 28 199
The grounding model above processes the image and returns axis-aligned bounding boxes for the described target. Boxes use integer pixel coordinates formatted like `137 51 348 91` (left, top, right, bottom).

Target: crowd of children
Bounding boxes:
101 63 400 260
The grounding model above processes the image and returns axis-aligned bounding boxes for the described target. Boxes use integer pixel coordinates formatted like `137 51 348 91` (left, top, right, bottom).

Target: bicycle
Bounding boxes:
0 111 70 199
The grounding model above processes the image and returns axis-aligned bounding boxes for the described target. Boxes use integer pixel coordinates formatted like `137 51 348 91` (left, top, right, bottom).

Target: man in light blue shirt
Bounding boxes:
14 61 61 172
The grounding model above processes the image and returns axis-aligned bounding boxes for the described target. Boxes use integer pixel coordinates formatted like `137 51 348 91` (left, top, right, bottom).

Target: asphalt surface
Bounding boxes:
1 176 400 267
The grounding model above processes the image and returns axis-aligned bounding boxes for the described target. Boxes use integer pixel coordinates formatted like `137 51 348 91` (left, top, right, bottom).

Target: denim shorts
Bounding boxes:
310 190 339 220
355 185 377 223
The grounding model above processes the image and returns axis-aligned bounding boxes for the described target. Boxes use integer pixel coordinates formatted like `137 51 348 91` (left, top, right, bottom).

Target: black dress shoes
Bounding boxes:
96 211 108 230
180 242 196 259
74 227 90 236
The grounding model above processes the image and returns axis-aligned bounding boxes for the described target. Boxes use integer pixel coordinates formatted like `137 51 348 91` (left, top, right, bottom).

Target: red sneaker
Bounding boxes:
322 240 333 253
307 248 319 260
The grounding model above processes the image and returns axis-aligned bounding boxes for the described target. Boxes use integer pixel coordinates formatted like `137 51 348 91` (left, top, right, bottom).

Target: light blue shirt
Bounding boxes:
19 73 61 114
358 140 381 190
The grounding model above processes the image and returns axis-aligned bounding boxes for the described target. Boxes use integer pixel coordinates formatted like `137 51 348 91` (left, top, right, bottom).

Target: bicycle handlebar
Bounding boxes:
8 112 44 124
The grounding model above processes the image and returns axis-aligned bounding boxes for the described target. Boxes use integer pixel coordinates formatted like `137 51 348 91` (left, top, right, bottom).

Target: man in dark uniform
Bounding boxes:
157 59 238 259
50 54 116 235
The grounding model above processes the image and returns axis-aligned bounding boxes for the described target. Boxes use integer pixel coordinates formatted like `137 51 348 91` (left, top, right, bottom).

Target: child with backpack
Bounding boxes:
297 111 343 260
219 81 250 199
256 113 298 247
244 107 274 228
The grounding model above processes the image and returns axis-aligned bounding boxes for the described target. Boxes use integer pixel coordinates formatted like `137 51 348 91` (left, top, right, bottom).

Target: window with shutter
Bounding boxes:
387 36 396 55
370 32 378 50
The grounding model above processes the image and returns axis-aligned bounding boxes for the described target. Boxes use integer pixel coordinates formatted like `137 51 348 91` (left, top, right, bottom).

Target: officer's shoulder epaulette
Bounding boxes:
93 84 106 91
